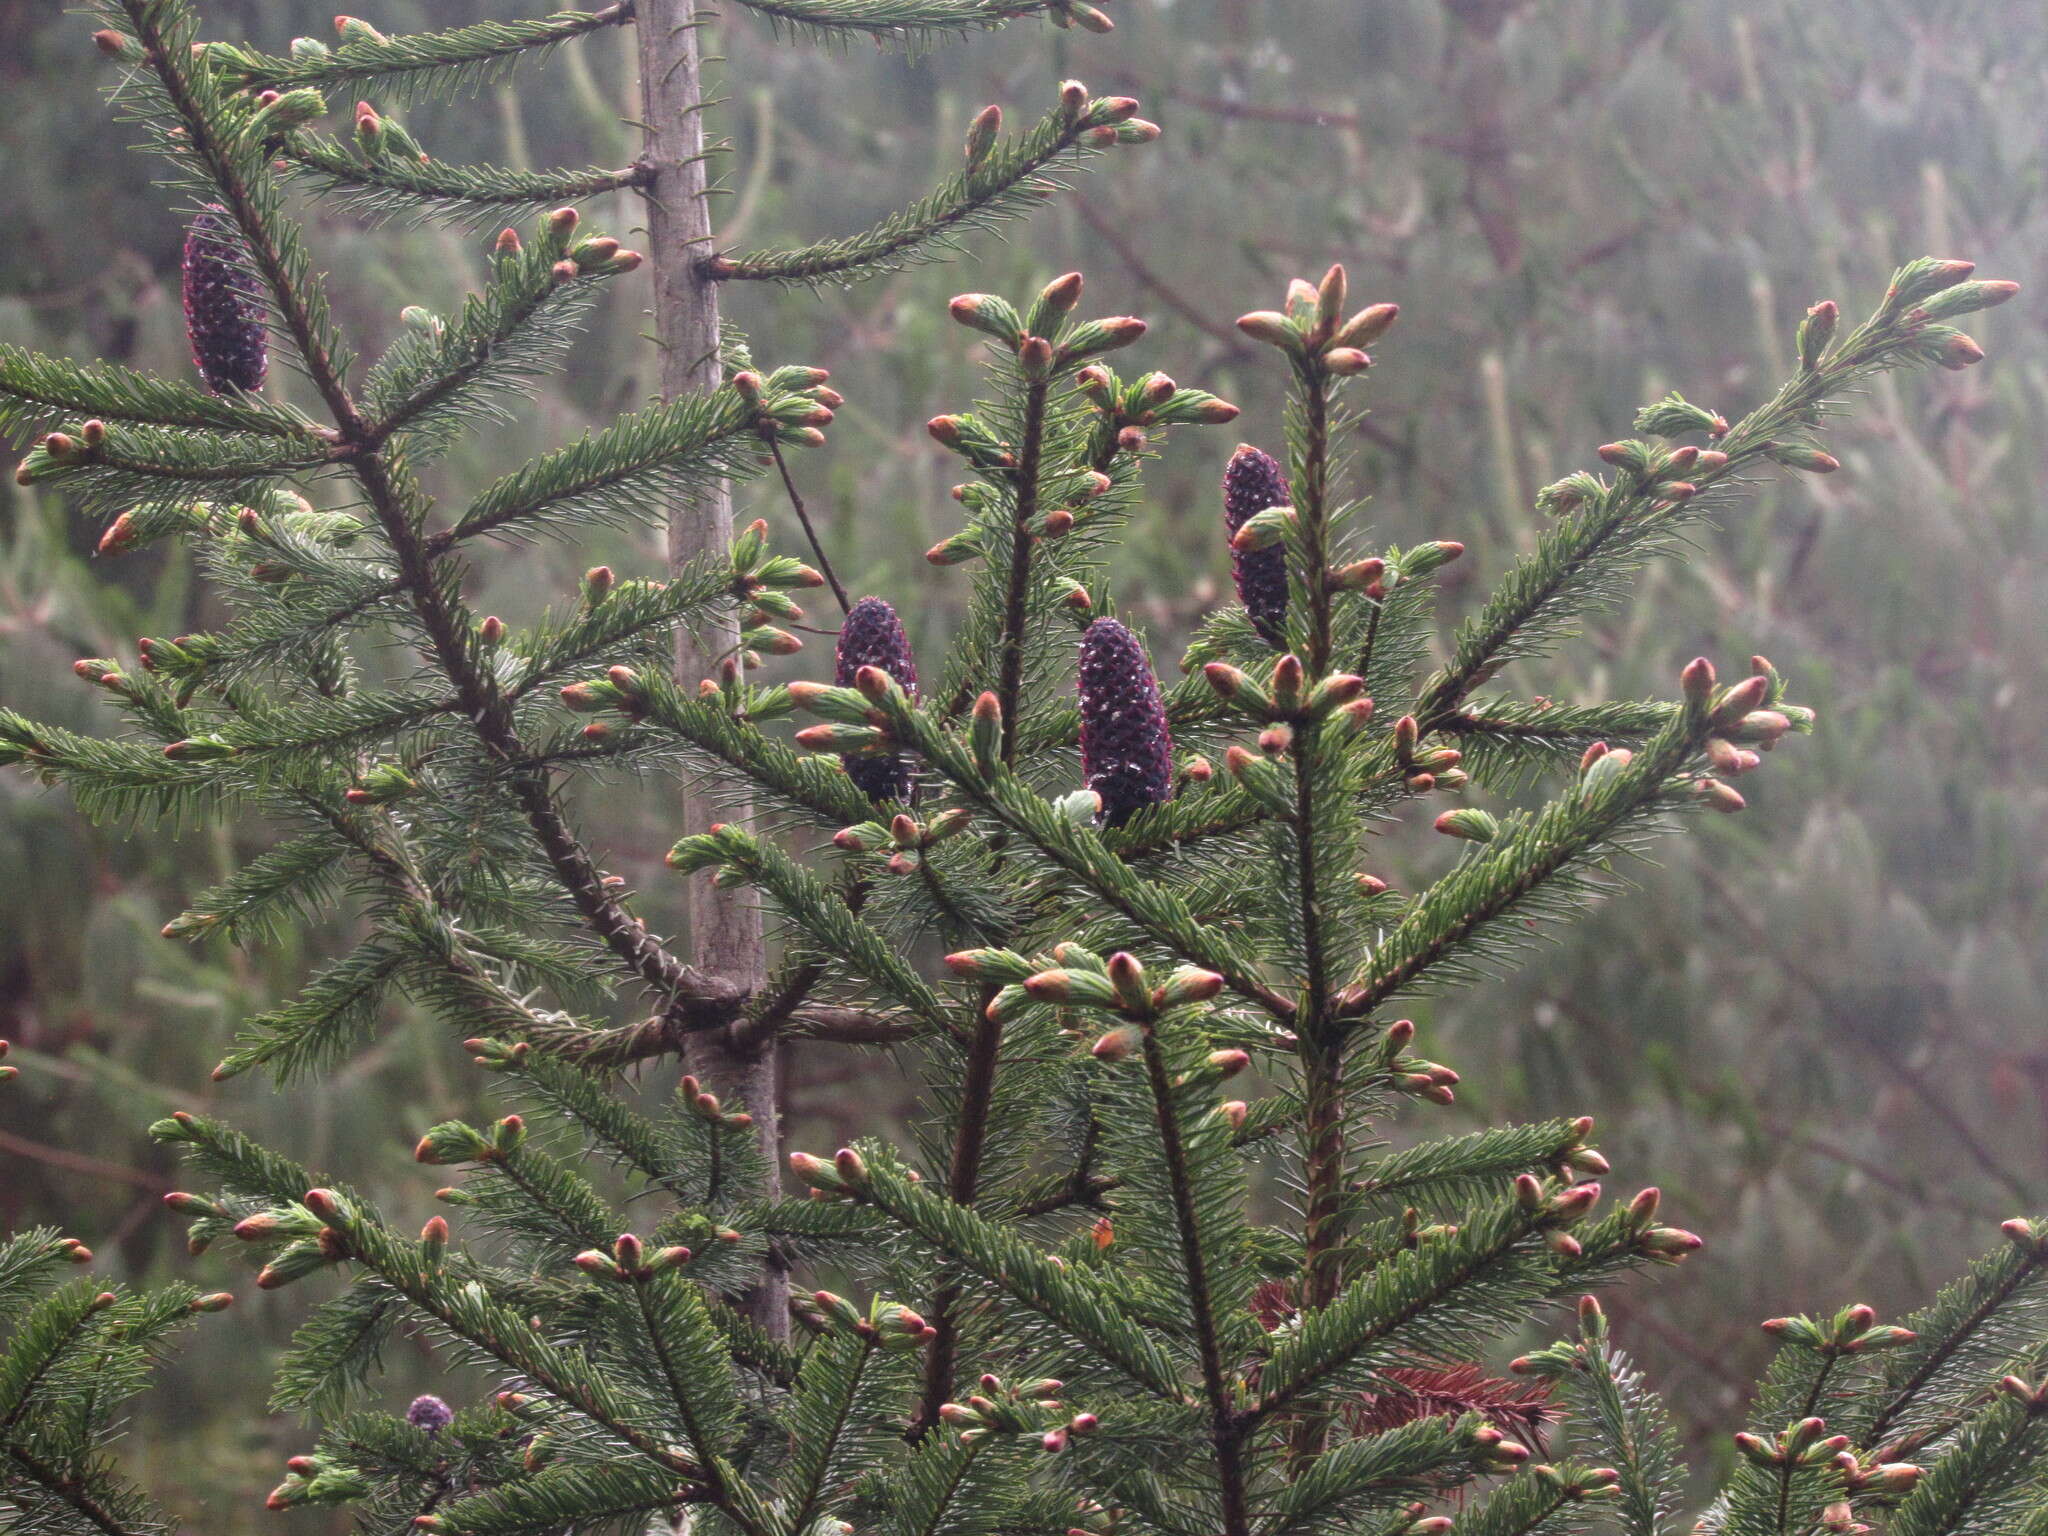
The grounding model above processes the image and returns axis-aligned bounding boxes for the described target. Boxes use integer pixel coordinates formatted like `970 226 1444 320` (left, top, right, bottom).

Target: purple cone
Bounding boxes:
834 596 918 802
1223 445 1290 646
182 207 268 395
1078 618 1173 828
405 1394 453 1433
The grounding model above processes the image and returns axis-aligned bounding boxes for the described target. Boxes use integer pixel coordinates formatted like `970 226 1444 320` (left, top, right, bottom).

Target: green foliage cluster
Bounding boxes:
1 4 2045 1536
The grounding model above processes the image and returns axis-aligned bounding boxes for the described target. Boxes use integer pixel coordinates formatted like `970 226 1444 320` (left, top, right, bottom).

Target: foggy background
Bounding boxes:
1 0 2043 1525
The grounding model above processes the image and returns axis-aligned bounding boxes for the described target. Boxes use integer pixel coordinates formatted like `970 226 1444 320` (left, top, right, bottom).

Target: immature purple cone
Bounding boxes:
182 207 268 394
405 1394 453 1433
1078 618 1173 827
834 596 918 802
1223 444 1290 645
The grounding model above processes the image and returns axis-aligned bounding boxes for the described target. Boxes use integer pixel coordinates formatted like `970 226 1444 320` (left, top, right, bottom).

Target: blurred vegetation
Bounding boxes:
1 0 2043 1525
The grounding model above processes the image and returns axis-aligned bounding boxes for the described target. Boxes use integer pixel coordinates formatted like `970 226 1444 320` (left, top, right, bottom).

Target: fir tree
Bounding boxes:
2 5 2045 1536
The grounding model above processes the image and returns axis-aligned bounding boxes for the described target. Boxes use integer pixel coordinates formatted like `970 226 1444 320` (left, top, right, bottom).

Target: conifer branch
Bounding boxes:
367 246 635 453
479 1052 676 1186
668 825 962 1040
632 673 874 826
1860 1220 2048 1449
119 0 361 429
281 134 651 226
728 0 1058 40
498 1016 681 1071
1105 786 1266 859
0 1290 109 1437
347 455 745 1031
0 1233 96 1315
1355 1122 1594 1209
1450 1463 1604 1536
1884 1387 2048 1536
1436 702 1676 747
480 1142 616 1252
1415 263 1986 731
879 701 1291 1018
0 343 313 440
776 1333 884 1531
216 7 637 99
212 939 408 1082
329 1222 705 1479
0 708 236 818
1260 1417 1476 1536
503 568 736 698
2 1445 159 1536
706 93 1147 286
788 1004 924 1044
202 792 647 1081
444 382 797 545
156 1117 719 1487
13 426 333 512
881 1435 1002 1536
1252 1204 1551 1422
853 1158 1188 1399
1562 1313 1682 1536
1335 675 1729 1022
426 1468 687 1536
1010 1094 1293 1217
626 1277 757 1532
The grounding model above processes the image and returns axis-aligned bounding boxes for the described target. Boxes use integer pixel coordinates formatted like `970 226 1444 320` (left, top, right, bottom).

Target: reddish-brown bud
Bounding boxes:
1333 302 1399 349
1939 332 1986 370
1236 310 1298 348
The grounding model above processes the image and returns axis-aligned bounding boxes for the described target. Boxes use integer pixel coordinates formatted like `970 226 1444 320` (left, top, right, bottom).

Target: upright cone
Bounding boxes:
182 207 269 395
1077 618 1173 827
1224 445 1290 645
834 597 917 802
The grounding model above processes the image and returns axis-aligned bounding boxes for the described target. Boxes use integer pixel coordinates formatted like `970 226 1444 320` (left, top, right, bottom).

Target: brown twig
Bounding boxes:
0 1129 165 1191
1695 859 2035 1208
1076 198 1251 354
767 434 850 614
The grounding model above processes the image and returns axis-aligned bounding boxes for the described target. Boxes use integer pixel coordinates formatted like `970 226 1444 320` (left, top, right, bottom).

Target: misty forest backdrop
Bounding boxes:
1 0 2043 1527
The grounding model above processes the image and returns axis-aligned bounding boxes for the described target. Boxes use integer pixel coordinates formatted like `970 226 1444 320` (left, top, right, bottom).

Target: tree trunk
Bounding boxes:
634 0 788 1339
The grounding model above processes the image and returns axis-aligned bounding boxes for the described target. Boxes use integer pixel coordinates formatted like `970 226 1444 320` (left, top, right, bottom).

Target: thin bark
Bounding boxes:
1289 364 1342 1465
996 381 1052 764
636 0 786 1337
1139 1027 1253 1536
912 992 1005 1439
768 436 851 614
915 382 1051 1425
